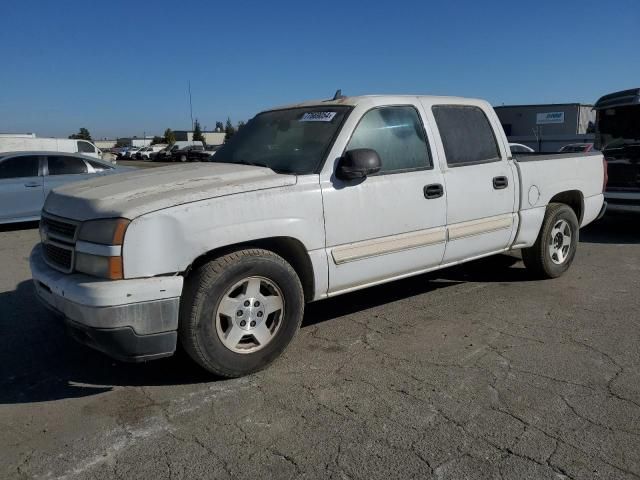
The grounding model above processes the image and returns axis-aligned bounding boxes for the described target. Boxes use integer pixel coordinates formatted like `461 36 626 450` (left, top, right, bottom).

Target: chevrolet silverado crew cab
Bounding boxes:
31 94 607 377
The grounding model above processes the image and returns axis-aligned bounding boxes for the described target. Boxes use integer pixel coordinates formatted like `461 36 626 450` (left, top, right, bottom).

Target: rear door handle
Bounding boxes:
24 182 40 188
493 176 508 190
424 183 444 199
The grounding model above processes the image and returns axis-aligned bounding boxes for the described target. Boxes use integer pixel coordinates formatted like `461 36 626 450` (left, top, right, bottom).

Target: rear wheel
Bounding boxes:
179 249 304 377
522 203 579 278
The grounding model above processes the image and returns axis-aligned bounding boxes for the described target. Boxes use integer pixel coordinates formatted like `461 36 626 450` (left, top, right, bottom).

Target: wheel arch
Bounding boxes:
185 236 316 302
548 190 584 224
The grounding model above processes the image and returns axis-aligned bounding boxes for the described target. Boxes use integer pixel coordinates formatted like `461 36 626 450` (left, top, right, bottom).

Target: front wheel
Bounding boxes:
522 202 579 278
179 249 304 377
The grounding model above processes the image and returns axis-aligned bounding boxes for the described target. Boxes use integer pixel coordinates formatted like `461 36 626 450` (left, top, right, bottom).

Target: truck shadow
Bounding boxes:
0 254 532 405
580 212 640 245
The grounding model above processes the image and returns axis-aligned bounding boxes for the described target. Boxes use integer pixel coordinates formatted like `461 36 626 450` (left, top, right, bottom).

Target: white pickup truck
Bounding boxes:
31 94 607 377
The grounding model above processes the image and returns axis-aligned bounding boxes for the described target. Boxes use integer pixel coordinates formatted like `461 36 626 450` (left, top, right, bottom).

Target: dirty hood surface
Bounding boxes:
44 163 297 221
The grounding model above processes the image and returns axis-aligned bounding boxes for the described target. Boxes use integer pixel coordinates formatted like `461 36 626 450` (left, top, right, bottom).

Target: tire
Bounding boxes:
522 202 579 279
180 154 187 162
179 249 304 377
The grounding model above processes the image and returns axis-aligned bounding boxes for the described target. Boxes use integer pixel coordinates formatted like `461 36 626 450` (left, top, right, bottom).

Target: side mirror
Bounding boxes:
336 148 382 180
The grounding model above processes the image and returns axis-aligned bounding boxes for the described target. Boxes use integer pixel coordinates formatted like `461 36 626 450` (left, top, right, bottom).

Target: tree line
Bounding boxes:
70 117 246 147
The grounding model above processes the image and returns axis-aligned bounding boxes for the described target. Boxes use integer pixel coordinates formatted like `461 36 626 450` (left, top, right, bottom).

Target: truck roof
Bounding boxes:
266 94 485 112
594 88 640 110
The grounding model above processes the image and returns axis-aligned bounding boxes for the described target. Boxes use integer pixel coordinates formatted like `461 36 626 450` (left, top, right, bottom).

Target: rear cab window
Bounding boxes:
432 105 501 167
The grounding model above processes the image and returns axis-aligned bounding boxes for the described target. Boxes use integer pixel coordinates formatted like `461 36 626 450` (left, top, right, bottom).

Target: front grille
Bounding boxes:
41 216 78 242
40 214 78 273
43 242 73 272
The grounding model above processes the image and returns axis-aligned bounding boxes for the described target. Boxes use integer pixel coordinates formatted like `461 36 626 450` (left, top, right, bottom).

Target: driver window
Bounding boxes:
347 106 431 174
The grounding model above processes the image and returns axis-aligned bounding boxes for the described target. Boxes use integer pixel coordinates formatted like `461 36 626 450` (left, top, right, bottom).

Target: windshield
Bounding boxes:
597 106 640 150
212 106 351 174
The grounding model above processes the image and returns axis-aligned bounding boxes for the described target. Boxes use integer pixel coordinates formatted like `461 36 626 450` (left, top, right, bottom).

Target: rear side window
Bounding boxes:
0 155 39 179
347 106 431 174
47 156 88 175
432 105 501 166
77 141 96 153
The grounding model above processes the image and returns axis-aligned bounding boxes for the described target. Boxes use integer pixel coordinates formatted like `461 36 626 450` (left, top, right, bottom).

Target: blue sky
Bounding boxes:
1 0 638 139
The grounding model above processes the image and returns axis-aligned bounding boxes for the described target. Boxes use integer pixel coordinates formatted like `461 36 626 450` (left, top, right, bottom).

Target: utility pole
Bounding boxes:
188 81 194 131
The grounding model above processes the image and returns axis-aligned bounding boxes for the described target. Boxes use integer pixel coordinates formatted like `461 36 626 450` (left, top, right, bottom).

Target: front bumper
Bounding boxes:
30 245 183 362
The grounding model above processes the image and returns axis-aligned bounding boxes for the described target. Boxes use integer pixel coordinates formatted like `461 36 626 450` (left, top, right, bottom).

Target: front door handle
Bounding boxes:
24 182 40 188
424 183 444 199
493 176 508 190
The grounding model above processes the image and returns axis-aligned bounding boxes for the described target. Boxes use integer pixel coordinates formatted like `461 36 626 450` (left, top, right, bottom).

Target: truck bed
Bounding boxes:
513 151 604 224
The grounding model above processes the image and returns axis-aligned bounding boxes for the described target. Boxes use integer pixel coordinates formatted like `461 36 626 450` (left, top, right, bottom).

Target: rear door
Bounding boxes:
44 155 92 197
425 102 517 263
0 155 44 222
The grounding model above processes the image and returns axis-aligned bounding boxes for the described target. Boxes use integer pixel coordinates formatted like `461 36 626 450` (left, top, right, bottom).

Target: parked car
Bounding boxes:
509 143 535 153
154 141 203 161
100 150 118 164
558 143 594 153
135 147 152 160
123 147 142 158
0 136 103 160
594 87 640 213
136 145 167 160
190 144 221 162
172 144 204 162
0 151 132 224
30 94 606 377
153 145 175 161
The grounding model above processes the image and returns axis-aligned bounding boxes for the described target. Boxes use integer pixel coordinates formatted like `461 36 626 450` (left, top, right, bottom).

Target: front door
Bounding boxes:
427 103 517 263
321 103 447 295
0 155 44 222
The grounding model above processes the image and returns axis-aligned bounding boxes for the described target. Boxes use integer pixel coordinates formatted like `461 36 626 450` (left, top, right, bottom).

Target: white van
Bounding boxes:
0 137 103 159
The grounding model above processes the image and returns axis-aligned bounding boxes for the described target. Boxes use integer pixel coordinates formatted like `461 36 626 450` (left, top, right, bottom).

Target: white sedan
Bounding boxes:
0 151 133 224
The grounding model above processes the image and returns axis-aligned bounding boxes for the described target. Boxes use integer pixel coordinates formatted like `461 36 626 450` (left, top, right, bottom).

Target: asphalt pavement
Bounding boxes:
1 213 639 480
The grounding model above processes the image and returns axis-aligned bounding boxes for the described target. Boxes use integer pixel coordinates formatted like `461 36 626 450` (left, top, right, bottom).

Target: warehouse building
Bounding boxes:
173 130 226 145
494 103 595 152
116 137 154 148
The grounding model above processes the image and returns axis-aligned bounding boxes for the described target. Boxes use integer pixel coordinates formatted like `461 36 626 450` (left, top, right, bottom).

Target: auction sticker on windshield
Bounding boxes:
300 112 337 122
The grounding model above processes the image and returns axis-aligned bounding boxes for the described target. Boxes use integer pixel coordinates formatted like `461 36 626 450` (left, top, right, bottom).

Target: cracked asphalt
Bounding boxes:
1 212 639 480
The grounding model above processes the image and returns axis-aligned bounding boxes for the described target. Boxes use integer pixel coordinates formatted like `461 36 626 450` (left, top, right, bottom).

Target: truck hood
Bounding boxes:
44 163 297 221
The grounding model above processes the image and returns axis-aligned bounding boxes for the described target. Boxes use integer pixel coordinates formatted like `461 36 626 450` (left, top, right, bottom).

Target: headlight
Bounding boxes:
75 218 130 280
78 218 130 245
75 252 123 280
